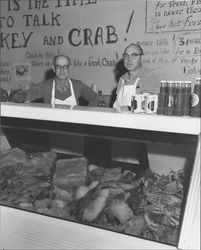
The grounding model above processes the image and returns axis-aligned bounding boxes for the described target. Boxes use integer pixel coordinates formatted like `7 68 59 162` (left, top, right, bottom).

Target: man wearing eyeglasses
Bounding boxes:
24 54 98 106
113 43 160 111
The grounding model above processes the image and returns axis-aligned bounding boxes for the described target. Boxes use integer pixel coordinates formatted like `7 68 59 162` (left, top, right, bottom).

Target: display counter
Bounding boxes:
1 102 200 134
0 102 200 249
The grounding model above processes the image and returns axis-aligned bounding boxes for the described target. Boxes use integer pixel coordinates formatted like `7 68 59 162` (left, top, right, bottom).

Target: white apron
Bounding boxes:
51 79 77 107
113 77 140 110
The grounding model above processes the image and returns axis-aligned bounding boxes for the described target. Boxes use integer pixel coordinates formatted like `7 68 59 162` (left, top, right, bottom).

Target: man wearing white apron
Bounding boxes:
20 54 98 158
25 55 98 106
113 43 160 112
112 43 160 169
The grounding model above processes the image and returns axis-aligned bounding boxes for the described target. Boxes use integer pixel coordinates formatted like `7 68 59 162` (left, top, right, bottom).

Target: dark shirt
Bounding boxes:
25 77 98 106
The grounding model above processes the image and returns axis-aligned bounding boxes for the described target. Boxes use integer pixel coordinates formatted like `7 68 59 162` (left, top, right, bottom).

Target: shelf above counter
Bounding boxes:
1 102 200 135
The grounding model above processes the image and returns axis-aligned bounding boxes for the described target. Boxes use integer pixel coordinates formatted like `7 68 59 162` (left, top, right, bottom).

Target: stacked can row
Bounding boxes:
131 93 158 114
157 78 201 117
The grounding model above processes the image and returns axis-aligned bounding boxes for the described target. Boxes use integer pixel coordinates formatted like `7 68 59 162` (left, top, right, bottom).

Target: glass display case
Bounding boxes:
0 102 200 250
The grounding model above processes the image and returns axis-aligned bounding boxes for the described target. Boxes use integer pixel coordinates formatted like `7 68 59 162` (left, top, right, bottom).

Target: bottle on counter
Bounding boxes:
174 81 184 116
98 90 106 107
191 77 201 117
91 83 98 93
164 81 175 116
183 81 192 116
157 80 167 115
172 81 178 115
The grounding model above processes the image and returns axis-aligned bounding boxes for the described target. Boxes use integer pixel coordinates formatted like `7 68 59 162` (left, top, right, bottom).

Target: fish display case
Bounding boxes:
0 102 200 250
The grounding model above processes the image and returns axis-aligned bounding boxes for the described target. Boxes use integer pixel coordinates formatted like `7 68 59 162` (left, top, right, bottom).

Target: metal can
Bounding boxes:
164 81 175 116
131 94 145 113
145 94 158 114
157 80 167 115
183 81 191 116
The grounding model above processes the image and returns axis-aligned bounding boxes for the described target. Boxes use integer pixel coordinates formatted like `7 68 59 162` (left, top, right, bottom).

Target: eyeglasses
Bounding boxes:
55 65 69 71
122 53 143 60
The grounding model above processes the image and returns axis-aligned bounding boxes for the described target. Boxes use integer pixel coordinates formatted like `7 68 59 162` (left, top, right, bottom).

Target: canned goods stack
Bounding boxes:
156 78 201 117
157 80 189 116
131 93 158 114
130 78 201 117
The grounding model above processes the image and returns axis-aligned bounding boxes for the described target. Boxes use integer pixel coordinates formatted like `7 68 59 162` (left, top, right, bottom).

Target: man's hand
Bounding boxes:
120 106 129 112
113 105 130 113
0 88 8 102
8 89 27 103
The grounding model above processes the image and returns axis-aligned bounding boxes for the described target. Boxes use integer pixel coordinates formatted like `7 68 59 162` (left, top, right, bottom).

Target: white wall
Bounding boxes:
111 140 195 174
1 0 200 94
147 143 195 174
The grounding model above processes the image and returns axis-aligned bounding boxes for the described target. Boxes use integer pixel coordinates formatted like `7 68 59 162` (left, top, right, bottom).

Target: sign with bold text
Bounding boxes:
0 0 200 94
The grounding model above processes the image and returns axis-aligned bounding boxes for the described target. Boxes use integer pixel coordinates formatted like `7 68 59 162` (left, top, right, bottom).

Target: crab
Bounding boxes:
145 191 182 206
140 172 183 229
144 203 181 227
